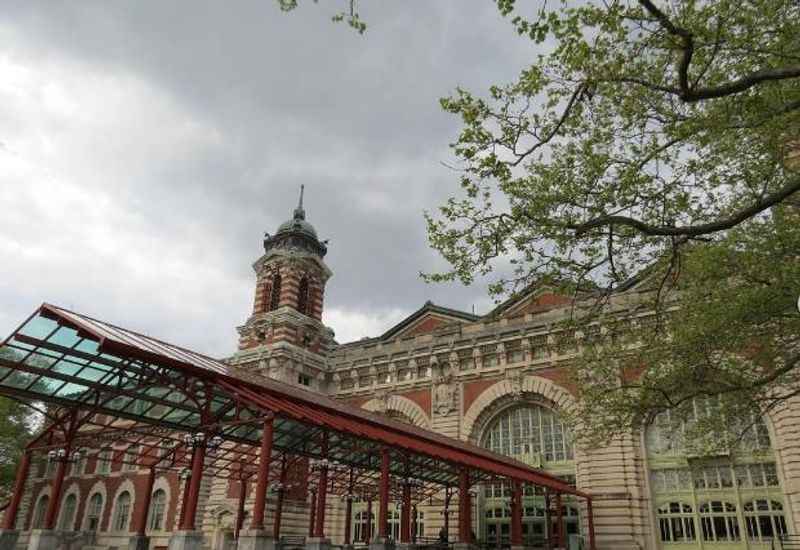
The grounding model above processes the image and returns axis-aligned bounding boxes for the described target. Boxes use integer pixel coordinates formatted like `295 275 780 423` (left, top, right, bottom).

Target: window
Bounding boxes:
481 404 574 463
269 274 282 311
261 281 272 313
657 502 696 542
699 501 740 542
97 450 111 474
298 374 311 387
743 499 787 542
413 510 425 540
148 489 167 531
297 276 310 315
353 510 375 543
113 491 131 531
86 493 103 531
33 495 49 529
123 446 139 472
58 494 77 531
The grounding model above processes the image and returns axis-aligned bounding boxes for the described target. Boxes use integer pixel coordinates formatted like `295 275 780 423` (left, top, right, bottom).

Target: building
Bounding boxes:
3 190 799 550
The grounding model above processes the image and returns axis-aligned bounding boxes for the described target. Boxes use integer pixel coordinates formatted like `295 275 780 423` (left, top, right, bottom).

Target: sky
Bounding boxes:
0 1 536 356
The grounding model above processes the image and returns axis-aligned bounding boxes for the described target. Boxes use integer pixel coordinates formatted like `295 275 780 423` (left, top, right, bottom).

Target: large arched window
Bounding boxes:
86 493 103 531
297 276 310 315
148 489 167 531
699 501 740 542
481 404 573 463
269 274 282 311
112 491 131 532
657 502 696 542
58 494 77 531
32 495 49 529
743 499 787 541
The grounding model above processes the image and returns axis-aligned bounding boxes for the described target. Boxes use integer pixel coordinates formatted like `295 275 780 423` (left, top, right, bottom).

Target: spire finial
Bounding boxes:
293 185 306 220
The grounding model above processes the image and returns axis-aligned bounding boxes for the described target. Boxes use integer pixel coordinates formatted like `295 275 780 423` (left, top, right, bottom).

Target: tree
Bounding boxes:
280 0 800 449
0 348 41 502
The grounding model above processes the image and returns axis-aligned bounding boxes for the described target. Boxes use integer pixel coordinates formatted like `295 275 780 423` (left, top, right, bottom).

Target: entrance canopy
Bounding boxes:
0 303 585 501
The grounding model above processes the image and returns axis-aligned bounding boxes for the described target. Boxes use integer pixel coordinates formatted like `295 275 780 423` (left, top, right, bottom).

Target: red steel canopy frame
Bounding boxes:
0 303 595 546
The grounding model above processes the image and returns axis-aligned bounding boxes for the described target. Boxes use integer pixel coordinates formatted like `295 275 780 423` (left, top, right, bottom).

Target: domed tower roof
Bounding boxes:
264 185 328 257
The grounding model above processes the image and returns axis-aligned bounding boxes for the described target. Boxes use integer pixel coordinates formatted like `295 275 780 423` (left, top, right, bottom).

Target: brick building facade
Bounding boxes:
12 192 800 550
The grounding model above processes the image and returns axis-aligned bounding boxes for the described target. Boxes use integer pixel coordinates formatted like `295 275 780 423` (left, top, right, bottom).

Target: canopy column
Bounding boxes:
456 468 474 549
365 499 373 543
400 483 411 544
167 441 207 550
587 498 596 550
369 449 392 550
510 481 523 549
343 496 353 546
313 440 330 540
0 451 30 550
238 417 277 550
234 479 248 540
273 458 287 540
308 490 317 538
127 466 157 550
554 493 564 550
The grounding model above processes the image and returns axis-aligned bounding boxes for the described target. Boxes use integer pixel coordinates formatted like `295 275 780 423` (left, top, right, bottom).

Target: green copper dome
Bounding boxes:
264 185 327 257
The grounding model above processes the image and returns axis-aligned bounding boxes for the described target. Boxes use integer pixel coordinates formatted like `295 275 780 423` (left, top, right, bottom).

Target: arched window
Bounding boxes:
123 445 139 472
699 501 740 542
58 494 77 531
112 491 132 532
86 493 103 531
481 404 573 463
657 502 696 542
743 499 787 541
148 489 167 531
32 495 49 529
269 274 282 311
297 276 310 315
261 281 272 313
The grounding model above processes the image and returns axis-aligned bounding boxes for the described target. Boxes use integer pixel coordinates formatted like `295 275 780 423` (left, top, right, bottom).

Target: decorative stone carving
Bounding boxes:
433 362 457 416
374 390 391 414
506 369 524 400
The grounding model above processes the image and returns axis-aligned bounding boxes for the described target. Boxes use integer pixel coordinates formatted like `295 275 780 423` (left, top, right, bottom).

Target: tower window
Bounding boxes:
298 374 312 387
269 273 282 311
297 276 310 315
261 282 272 313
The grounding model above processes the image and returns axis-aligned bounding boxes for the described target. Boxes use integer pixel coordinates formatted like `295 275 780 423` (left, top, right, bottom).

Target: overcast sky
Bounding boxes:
0 1 536 356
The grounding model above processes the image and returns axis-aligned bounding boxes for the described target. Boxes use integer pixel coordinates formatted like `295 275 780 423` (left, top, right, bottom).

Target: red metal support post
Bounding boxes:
273 457 287 540
308 491 317 538
250 416 274 530
587 498 596 550
458 468 471 544
2 451 31 530
43 444 73 530
510 481 522 547
365 499 373 542
400 483 411 543
554 493 563 549
443 487 451 541
344 469 354 545
412 505 418 543
543 489 551 550
378 449 390 540
314 465 328 538
180 442 206 530
235 478 248 540
178 473 192 529
134 467 157 536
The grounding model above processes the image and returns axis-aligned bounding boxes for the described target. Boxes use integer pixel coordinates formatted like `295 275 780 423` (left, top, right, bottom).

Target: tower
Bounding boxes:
233 186 335 390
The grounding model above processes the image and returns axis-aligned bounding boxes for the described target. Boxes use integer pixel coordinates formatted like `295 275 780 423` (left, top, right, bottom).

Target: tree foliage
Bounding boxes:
280 0 800 450
0 348 40 501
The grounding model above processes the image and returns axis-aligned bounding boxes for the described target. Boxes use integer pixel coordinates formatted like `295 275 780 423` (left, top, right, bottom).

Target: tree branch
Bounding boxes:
569 177 800 237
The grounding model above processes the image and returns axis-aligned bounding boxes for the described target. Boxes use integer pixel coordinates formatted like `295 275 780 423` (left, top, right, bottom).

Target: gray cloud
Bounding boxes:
0 1 534 354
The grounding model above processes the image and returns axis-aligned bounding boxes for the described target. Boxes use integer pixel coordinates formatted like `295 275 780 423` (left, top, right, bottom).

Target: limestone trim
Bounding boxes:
361 395 432 429
461 375 576 443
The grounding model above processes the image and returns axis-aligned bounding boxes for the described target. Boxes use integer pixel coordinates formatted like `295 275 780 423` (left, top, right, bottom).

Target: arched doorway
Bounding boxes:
477 399 578 548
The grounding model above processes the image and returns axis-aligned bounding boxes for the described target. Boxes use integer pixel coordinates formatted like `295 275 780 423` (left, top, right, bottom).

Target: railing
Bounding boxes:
780 535 800 549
